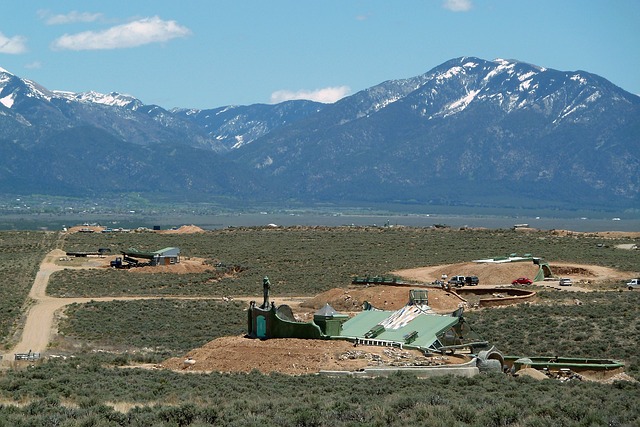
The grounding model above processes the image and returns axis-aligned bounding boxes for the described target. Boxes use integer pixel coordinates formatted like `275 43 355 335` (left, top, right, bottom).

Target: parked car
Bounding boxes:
626 278 640 290
465 276 479 286
512 277 533 285
559 278 572 286
447 275 467 287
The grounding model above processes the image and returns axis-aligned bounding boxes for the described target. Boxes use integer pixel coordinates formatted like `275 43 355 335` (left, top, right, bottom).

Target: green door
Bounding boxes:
256 315 267 338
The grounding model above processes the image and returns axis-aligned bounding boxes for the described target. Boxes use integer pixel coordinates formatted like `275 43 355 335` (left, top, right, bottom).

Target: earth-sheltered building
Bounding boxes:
247 287 487 354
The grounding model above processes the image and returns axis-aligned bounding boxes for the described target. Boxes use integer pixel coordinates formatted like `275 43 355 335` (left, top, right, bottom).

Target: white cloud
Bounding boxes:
270 86 351 104
50 16 192 51
0 32 27 54
25 61 42 69
39 10 103 25
442 0 473 12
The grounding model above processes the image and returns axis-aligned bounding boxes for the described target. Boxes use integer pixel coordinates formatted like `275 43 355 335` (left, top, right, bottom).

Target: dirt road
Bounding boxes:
1 250 244 363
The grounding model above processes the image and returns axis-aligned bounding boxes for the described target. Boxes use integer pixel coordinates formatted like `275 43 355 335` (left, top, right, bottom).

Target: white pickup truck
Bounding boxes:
627 278 640 290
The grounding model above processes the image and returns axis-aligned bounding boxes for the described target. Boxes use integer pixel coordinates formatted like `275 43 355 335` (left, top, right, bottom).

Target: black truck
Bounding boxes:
447 275 479 287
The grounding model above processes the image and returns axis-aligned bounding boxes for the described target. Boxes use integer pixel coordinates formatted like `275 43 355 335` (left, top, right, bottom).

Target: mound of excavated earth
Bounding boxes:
391 261 633 287
301 286 465 314
160 336 468 375
157 225 205 234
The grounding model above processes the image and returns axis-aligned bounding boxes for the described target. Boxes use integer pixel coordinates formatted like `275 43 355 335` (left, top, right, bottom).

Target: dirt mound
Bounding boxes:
392 262 540 286
158 225 205 234
548 262 634 283
66 225 104 233
129 257 214 274
160 335 467 375
551 230 640 239
392 261 633 287
302 286 465 314
516 367 549 380
552 265 596 277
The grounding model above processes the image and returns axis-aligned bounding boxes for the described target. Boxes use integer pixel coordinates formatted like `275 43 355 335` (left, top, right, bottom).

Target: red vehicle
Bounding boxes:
512 277 533 285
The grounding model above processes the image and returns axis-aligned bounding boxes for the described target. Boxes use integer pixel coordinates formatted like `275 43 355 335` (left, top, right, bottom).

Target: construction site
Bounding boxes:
5 224 637 386
159 253 632 382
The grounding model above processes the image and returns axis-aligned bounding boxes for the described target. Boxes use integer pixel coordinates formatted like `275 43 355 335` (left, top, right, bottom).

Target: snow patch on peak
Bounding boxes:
232 135 245 149
78 91 138 107
54 90 141 108
570 74 588 85
216 106 238 115
494 58 512 66
0 93 15 108
373 95 402 111
484 60 516 82
0 67 13 75
518 71 537 82
519 79 534 91
437 66 465 81
0 73 12 86
444 89 480 116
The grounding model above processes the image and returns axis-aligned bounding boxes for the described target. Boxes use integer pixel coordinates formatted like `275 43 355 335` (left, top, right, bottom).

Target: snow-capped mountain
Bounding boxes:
171 100 325 150
0 68 136 110
229 57 640 208
0 66 321 152
53 90 144 109
0 57 638 211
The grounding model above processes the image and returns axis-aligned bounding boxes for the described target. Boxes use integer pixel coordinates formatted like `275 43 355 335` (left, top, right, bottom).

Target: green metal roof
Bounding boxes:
154 247 180 255
122 247 180 259
123 248 157 259
339 311 391 336
338 308 459 350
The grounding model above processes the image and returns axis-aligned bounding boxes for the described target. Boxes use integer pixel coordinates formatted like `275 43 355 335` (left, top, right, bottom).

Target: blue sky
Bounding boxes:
1 0 638 109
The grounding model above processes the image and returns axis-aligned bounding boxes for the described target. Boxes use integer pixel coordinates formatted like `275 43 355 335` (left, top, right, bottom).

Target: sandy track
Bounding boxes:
1 250 237 361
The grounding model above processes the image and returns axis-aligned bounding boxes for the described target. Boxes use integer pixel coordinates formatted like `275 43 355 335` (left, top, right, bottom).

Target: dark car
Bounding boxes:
512 277 533 285
465 276 479 286
447 275 467 287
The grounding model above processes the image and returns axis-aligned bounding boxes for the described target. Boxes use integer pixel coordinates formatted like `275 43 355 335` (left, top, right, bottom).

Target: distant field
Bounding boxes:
61 227 639 295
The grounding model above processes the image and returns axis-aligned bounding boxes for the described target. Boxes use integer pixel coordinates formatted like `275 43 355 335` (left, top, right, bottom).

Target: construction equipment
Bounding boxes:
110 256 145 269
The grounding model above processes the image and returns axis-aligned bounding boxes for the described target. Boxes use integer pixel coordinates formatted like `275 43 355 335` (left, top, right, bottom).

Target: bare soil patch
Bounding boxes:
156 225 205 234
553 230 640 239
301 285 464 314
66 224 205 234
125 258 213 274
80 256 215 274
160 335 468 375
391 261 634 287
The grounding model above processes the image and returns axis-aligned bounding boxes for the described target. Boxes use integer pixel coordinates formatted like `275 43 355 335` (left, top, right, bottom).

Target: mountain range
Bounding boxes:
0 57 638 213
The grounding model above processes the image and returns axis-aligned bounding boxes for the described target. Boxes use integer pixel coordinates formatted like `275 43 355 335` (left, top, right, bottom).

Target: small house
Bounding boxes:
154 247 180 265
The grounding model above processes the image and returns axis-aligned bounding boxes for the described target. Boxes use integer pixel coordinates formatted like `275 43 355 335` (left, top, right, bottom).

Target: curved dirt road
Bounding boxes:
2 249 144 360
1 250 308 363
1 250 212 360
